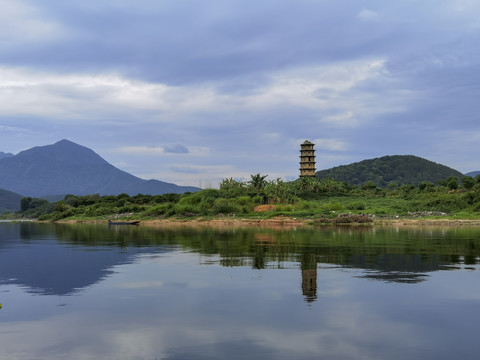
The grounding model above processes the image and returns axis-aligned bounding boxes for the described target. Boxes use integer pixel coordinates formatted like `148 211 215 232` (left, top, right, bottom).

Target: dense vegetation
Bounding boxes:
316 155 464 187
7 173 480 222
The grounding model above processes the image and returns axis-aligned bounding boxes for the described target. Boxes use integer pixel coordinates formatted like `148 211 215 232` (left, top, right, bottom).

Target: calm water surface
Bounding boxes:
1 222 480 359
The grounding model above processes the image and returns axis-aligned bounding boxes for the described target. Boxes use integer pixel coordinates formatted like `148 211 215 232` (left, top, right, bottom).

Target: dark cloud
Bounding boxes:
0 1 411 85
2 0 480 184
163 144 189 154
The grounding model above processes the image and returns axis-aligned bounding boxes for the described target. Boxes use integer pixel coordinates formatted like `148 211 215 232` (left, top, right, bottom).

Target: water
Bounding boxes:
1 222 480 359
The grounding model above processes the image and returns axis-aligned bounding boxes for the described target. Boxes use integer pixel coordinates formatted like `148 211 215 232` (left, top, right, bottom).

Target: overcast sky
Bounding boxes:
1 0 479 187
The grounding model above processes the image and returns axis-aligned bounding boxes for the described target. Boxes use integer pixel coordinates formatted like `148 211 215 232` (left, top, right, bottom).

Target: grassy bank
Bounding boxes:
6 175 480 224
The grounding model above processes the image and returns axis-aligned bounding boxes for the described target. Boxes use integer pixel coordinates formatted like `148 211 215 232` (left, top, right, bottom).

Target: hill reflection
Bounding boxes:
1 223 480 302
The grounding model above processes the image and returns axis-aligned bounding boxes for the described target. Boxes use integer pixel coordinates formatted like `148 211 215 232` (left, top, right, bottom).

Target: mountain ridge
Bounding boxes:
0 139 200 197
465 171 480 178
0 151 13 159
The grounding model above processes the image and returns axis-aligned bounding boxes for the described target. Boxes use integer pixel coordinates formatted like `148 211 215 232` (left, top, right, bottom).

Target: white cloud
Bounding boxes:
0 58 393 127
313 138 348 152
247 59 389 111
323 111 357 127
357 8 380 22
0 125 33 134
0 0 64 48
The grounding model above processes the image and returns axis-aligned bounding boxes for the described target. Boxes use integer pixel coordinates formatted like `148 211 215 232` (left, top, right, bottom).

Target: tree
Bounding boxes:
20 197 33 212
362 181 377 191
446 176 459 190
249 174 268 194
462 176 475 190
418 181 435 192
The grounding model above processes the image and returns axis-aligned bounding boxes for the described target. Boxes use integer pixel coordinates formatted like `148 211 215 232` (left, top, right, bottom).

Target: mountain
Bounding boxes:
316 155 464 187
465 171 480 178
0 139 200 197
0 151 13 159
0 188 23 213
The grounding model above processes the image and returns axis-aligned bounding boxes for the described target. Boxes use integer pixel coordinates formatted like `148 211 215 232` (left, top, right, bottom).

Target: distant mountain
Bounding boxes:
0 188 23 213
0 139 200 197
465 171 480 178
0 151 13 159
316 155 464 187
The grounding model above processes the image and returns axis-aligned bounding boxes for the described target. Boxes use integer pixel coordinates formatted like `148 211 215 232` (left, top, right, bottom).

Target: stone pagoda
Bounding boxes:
299 140 316 178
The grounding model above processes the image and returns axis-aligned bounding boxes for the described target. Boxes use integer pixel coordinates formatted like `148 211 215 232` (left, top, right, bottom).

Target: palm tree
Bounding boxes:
249 173 268 194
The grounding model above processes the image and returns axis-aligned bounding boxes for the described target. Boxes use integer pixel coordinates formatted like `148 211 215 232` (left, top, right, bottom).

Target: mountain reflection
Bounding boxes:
1 223 480 302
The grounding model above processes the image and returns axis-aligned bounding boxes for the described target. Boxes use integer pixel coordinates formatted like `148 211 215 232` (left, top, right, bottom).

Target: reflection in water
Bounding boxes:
1 223 480 300
1 223 480 359
301 252 317 302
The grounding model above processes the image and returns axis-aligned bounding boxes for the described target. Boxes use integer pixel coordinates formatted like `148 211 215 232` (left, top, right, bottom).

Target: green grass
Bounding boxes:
7 178 480 222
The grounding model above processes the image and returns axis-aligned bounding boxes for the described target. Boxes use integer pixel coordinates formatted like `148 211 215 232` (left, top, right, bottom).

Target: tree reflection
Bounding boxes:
1 223 480 302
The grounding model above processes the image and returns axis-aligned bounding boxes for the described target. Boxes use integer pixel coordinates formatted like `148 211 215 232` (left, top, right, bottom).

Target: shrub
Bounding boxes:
347 201 365 210
252 195 263 204
178 192 204 205
418 181 435 192
422 194 468 212
142 203 174 216
322 201 343 212
236 196 251 206
213 198 240 214
296 201 320 211
275 204 294 212
173 203 200 216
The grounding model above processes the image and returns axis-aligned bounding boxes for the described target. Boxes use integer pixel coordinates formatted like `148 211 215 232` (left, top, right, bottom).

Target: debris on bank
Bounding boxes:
407 211 448 217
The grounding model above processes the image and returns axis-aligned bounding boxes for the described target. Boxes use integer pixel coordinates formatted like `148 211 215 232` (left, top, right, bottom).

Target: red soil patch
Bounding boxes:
253 204 276 212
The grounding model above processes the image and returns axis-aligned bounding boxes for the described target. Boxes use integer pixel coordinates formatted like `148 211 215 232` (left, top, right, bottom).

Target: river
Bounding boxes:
0 222 479 359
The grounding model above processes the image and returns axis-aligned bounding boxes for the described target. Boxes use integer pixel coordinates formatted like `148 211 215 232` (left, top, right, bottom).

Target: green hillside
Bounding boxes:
316 155 464 187
0 188 23 213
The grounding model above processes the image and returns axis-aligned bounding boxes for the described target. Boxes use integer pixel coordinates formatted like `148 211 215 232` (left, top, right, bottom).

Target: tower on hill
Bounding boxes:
299 140 316 178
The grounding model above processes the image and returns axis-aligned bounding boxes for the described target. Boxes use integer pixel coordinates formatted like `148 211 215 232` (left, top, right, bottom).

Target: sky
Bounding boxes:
0 0 479 187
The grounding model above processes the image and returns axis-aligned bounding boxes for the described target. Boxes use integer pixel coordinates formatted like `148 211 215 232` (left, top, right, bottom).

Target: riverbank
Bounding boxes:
56 215 480 228
145 217 480 227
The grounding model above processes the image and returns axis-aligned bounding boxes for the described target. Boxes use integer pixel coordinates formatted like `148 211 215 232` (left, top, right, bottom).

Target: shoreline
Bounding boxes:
54 216 480 228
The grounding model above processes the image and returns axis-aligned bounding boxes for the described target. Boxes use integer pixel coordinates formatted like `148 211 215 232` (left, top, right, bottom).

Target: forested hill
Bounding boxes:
316 155 464 187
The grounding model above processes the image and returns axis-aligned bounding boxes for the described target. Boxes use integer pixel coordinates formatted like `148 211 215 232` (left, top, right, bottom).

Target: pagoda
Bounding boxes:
299 140 316 178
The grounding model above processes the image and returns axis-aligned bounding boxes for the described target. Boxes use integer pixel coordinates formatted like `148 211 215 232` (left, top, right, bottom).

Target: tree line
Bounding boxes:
13 174 480 221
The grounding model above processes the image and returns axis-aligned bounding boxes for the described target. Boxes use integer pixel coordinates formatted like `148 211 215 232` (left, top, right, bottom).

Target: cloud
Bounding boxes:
313 138 349 152
1 0 480 184
0 124 33 134
170 166 200 174
357 9 380 22
0 0 64 49
115 145 208 157
162 144 189 154
0 57 395 128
